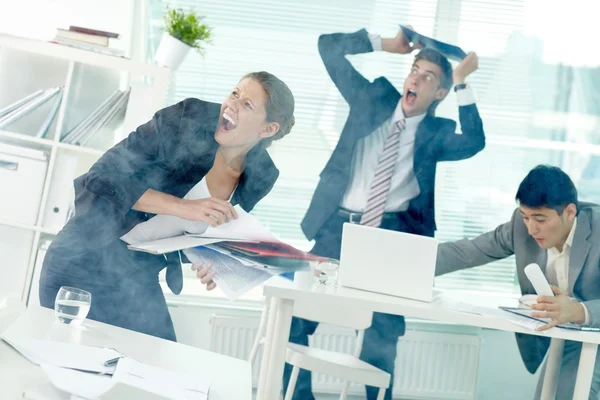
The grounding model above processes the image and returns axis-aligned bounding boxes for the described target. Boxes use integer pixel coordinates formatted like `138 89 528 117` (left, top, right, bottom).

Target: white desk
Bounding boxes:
256 274 600 400
0 303 252 400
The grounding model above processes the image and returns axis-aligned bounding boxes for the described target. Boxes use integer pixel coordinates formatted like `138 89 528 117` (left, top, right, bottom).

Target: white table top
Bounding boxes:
0 303 252 400
264 273 600 344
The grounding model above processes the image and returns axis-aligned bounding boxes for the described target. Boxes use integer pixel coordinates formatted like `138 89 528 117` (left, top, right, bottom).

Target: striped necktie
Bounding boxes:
360 119 406 227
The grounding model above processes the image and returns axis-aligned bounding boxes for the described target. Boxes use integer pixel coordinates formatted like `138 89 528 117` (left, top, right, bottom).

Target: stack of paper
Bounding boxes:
121 179 318 298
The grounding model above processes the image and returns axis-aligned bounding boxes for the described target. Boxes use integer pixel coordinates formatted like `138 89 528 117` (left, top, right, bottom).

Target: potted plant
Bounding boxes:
154 5 212 70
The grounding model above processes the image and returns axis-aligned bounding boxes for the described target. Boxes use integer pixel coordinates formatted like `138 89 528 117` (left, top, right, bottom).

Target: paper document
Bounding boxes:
125 236 237 255
121 179 213 246
112 357 209 400
31 358 210 400
0 297 6 311
122 178 318 299
184 247 276 299
187 207 277 242
500 307 600 331
432 292 508 319
39 363 115 399
124 205 280 254
1 336 119 375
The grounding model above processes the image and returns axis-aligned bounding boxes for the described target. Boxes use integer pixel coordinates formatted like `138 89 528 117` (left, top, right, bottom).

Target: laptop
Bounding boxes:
338 223 439 302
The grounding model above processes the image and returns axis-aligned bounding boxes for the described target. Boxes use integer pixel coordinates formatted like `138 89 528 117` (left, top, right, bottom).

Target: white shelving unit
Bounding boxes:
0 33 170 304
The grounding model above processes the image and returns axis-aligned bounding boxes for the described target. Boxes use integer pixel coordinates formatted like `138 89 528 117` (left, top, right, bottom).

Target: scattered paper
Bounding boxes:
4 338 119 375
120 179 213 245
121 214 209 246
432 293 508 319
432 292 598 332
112 357 209 400
124 206 277 255
184 247 276 299
32 358 210 400
40 363 115 399
126 236 235 255
189 207 277 242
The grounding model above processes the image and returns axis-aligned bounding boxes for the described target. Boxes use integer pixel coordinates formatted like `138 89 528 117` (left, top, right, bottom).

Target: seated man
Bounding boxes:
436 164 600 399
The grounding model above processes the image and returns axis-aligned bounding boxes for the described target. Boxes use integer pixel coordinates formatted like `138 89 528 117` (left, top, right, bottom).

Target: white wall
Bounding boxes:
0 0 134 48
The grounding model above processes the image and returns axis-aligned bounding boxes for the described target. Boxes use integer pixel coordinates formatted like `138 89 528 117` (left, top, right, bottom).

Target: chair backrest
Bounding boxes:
292 300 373 330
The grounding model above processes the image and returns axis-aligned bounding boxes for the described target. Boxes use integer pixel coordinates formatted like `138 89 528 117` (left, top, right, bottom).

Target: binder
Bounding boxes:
0 87 61 129
61 90 122 144
399 25 467 62
0 89 44 119
36 90 63 138
78 89 130 146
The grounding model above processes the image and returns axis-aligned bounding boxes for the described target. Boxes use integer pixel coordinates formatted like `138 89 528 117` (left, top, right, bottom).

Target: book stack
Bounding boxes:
51 26 124 57
61 88 131 146
0 87 63 138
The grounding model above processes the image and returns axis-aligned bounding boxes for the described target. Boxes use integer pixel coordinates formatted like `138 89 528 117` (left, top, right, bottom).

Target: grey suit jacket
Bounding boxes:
436 202 600 373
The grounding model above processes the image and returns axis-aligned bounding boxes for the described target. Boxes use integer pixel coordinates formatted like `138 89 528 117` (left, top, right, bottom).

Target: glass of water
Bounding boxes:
314 258 340 285
54 286 91 325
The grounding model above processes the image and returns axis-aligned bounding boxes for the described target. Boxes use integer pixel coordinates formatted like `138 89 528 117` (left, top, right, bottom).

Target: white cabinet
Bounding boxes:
0 34 170 302
0 225 34 299
0 144 47 225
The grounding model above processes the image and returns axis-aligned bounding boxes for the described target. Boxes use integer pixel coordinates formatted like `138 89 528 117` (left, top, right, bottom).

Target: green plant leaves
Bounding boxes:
164 5 212 53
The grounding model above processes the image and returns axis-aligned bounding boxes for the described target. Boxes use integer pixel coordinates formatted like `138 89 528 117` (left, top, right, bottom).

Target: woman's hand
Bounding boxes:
176 198 238 227
192 262 217 290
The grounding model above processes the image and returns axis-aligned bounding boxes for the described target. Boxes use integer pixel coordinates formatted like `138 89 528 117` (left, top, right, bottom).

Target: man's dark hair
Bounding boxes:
515 165 578 215
414 48 453 116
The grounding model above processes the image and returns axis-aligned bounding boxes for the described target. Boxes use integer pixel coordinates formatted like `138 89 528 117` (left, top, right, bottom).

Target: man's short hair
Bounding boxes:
515 165 578 215
414 48 453 116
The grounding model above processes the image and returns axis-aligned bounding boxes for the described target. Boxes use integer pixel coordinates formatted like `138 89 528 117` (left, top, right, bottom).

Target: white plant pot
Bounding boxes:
154 32 192 71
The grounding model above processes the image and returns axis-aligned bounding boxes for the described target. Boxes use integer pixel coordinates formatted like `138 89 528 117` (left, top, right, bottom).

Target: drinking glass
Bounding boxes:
54 286 91 325
314 258 340 285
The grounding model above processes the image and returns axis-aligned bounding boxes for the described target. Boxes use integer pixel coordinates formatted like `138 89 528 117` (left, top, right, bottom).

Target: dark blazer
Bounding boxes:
301 29 486 240
43 98 279 292
436 202 600 374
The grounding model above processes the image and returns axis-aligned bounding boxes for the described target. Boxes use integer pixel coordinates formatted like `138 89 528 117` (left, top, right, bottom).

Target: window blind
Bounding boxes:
147 0 598 296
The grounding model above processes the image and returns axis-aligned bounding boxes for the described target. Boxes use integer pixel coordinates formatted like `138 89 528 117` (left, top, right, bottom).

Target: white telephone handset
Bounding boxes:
524 263 554 297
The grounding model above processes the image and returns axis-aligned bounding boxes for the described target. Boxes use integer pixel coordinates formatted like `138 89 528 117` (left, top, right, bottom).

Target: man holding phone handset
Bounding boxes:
436 165 600 399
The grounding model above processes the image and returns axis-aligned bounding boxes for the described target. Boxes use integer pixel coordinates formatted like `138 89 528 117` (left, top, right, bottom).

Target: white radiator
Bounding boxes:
210 315 480 399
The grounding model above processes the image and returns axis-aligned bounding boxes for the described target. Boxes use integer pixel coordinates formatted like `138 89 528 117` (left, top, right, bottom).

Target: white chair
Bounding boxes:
249 296 390 400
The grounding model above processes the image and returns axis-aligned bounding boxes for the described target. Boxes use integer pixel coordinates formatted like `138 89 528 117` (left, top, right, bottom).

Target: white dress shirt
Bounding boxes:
340 33 476 213
545 217 590 324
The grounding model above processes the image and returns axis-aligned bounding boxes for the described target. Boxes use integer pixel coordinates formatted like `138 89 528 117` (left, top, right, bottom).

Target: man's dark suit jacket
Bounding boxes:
42 98 279 293
301 29 486 240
